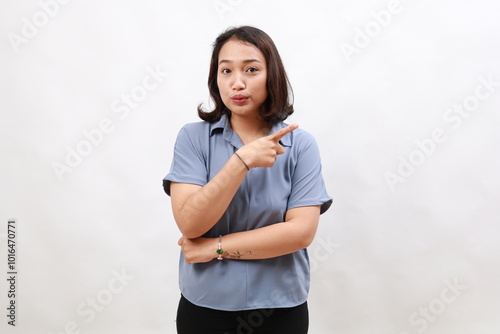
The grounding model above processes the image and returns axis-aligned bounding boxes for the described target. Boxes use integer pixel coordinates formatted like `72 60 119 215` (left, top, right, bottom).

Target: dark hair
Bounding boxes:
198 26 294 123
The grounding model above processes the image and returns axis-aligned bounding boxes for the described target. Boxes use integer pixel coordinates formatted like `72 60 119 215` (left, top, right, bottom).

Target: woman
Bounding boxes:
163 26 332 334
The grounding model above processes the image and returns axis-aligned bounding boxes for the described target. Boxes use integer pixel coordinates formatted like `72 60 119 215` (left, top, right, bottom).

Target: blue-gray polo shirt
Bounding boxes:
163 115 332 311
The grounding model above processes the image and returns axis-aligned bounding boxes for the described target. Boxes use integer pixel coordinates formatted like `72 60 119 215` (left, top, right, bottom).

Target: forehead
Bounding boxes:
218 39 266 64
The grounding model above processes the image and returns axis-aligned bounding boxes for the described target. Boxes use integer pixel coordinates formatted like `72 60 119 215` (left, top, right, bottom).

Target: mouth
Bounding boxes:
231 95 248 104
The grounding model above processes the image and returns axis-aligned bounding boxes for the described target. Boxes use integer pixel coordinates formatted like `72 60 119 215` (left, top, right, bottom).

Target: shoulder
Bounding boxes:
180 121 210 133
290 127 319 151
172 122 212 153
176 121 211 140
291 127 315 141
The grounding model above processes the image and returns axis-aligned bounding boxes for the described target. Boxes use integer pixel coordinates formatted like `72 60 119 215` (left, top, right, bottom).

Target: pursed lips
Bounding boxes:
231 94 248 104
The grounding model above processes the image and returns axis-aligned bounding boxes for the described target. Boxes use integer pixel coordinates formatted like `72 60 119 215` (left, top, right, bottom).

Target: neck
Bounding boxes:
229 114 271 145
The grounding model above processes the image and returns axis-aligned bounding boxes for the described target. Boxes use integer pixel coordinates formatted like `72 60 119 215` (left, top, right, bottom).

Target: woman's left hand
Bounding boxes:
178 236 217 264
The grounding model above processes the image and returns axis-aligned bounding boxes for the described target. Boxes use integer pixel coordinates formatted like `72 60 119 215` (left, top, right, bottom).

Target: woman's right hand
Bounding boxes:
236 123 299 168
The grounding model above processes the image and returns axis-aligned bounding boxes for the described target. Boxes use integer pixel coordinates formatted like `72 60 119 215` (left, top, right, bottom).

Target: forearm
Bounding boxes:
179 222 311 264
220 221 315 260
178 206 321 263
220 206 320 260
173 153 248 238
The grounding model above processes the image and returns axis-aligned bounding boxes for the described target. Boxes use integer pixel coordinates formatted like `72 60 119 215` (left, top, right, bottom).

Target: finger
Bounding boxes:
268 123 299 142
178 236 184 246
276 145 285 155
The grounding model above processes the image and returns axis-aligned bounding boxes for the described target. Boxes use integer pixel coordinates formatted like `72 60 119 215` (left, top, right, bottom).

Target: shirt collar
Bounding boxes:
210 114 292 148
210 114 228 136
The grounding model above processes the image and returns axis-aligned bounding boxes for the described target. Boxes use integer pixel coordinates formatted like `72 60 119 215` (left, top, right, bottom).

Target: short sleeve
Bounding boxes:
287 131 332 214
163 124 208 196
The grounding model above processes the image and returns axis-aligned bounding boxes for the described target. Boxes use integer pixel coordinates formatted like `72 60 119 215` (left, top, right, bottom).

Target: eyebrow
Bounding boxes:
218 59 262 65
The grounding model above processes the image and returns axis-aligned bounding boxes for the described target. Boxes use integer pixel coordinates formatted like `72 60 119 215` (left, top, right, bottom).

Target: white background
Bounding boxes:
1 0 499 333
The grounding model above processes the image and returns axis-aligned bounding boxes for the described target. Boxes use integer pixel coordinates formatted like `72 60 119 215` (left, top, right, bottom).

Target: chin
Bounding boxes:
232 109 258 118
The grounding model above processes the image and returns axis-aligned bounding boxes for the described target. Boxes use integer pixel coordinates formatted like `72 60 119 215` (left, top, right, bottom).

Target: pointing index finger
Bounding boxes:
269 123 299 142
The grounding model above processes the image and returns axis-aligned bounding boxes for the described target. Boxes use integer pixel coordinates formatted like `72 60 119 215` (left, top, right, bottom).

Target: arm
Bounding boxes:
171 123 299 239
178 205 320 263
170 155 248 239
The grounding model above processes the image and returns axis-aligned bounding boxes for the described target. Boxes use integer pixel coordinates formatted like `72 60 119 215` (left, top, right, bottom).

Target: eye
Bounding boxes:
221 68 231 74
246 67 259 73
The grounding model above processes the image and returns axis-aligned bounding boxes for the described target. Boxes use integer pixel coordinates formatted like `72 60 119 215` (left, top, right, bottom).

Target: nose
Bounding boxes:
231 73 245 90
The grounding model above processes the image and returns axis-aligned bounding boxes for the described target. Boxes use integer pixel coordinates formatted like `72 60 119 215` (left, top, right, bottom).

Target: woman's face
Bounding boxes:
217 39 268 119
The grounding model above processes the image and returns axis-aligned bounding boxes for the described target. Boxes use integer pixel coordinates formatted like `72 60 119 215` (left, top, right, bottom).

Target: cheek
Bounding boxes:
216 76 222 91
216 78 227 97
261 80 268 99
257 77 268 98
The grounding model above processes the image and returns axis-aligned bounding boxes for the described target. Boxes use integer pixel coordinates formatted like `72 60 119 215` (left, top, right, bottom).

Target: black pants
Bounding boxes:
176 295 309 334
